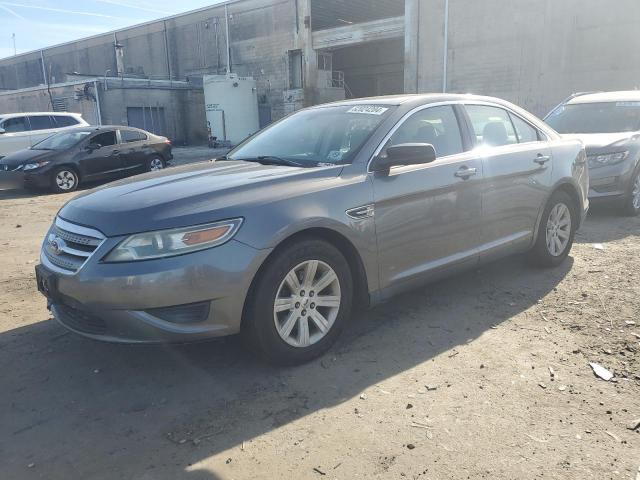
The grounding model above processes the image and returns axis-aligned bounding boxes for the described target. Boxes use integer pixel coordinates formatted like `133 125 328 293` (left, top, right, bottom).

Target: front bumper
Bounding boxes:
39 236 270 343
587 158 636 200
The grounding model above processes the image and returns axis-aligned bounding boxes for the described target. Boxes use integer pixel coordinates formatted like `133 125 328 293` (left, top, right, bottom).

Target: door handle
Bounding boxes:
534 154 551 165
454 166 477 179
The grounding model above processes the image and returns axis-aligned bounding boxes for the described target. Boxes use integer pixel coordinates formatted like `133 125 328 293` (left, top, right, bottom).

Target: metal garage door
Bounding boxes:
127 107 167 136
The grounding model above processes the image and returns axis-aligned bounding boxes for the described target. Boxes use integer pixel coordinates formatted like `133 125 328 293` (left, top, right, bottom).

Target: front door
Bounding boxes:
79 130 122 179
372 105 484 296
463 104 553 259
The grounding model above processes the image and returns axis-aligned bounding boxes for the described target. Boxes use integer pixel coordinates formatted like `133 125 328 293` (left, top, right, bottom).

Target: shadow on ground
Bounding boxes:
574 204 640 244
0 253 573 479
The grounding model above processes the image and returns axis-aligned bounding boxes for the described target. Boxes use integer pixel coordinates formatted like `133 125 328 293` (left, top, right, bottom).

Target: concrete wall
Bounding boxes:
0 81 206 145
0 0 309 123
406 0 640 116
0 83 101 125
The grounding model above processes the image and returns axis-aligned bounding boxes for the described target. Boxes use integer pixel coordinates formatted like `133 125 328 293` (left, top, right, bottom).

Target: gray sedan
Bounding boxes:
36 94 589 364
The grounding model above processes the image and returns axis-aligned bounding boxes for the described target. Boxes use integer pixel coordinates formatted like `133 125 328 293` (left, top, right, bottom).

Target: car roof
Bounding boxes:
567 91 640 104
311 93 527 109
0 111 83 118
57 125 151 134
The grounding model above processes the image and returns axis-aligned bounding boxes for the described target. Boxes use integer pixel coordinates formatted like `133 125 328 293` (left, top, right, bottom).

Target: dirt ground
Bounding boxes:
1 187 639 480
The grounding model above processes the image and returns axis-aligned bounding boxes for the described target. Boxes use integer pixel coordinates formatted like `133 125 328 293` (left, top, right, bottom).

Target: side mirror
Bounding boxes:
85 143 101 152
370 143 437 172
0 128 5 134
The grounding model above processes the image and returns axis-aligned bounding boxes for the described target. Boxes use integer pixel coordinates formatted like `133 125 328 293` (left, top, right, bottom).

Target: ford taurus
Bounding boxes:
36 94 589 364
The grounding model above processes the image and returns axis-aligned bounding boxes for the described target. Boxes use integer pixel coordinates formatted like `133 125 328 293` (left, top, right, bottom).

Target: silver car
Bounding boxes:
36 94 589 364
545 91 640 215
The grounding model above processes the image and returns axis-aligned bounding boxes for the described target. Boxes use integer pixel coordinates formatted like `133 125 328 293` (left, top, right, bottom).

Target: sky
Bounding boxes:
0 0 224 59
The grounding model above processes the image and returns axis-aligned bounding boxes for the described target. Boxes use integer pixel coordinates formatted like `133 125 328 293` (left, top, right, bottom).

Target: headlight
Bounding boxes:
23 161 50 171
104 218 243 262
587 151 629 168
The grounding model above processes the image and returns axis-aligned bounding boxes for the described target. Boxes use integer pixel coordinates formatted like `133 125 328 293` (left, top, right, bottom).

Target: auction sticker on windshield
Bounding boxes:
347 105 389 115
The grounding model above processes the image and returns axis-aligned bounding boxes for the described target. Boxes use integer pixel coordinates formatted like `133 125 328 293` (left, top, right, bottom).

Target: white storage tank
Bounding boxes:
203 74 260 146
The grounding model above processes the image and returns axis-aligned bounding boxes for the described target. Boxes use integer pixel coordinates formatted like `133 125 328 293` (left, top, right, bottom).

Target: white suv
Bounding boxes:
0 112 89 158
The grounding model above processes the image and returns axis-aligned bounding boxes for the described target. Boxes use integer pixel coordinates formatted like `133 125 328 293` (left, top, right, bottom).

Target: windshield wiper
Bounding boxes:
236 156 306 168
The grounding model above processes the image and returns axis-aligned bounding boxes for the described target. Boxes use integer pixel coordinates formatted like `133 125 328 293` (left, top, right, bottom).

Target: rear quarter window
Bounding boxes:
54 116 80 127
120 130 148 143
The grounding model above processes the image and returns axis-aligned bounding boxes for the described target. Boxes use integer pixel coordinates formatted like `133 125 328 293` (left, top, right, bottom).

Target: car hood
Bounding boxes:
0 148 57 167
560 132 640 152
59 160 344 237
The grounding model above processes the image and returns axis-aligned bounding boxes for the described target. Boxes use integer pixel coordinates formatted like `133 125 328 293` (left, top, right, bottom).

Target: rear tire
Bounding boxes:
528 191 576 267
242 238 353 365
50 167 79 193
148 157 165 172
622 167 640 216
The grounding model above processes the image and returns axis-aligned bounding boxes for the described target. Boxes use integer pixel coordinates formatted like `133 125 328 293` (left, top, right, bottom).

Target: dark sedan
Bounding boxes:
0 126 172 193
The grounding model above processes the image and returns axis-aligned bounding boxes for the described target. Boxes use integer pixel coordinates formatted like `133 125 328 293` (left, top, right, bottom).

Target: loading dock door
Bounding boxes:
127 107 167 136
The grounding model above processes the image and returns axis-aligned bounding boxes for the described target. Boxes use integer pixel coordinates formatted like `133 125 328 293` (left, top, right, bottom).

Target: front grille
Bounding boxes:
43 217 105 273
55 304 107 335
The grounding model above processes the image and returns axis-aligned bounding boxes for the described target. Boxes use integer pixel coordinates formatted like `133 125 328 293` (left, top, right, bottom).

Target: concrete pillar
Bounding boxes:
295 0 318 106
404 0 420 93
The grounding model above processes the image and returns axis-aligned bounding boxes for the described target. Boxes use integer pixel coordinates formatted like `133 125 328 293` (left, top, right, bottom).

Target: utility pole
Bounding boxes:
12 33 16 56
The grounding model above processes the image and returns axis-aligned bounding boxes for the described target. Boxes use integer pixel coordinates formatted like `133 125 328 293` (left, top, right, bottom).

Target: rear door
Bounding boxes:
119 129 149 171
0 116 31 156
372 104 484 296
27 115 59 146
462 103 553 259
78 130 122 179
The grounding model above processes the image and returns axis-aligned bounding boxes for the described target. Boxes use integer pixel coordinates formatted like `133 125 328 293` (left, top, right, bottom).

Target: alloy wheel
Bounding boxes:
632 172 640 211
55 170 77 191
150 158 164 171
545 202 572 257
273 260 341 348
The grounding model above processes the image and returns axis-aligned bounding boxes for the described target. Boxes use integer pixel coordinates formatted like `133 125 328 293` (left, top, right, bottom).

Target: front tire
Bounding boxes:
51 167 79 193
242 238 353 365
622 167 640 216
529 191 576 267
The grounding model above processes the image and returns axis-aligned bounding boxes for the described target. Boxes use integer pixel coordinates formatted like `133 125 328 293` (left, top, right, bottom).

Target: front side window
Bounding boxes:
545 102 640 134
229 105 394 166
510 114 540 143
2 116 29 133
28 116 56 131
386 105 464 158
89 131 117 148
466 105 517 147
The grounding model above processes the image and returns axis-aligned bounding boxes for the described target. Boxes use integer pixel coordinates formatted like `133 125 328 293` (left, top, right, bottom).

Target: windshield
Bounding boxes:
229 105 394 166
32 131 91 150
546 102 640 134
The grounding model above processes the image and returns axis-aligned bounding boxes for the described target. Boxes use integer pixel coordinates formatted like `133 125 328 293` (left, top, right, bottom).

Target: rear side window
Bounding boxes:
120 130 147 143
386 105 464 158
509 114 540 143
54 115 80 127
465 105 517 147
89 131 117 147
2 116 29 133
28 116 56 131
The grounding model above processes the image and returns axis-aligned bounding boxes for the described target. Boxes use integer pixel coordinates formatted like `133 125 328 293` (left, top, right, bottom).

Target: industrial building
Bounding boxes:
0 0 638 144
